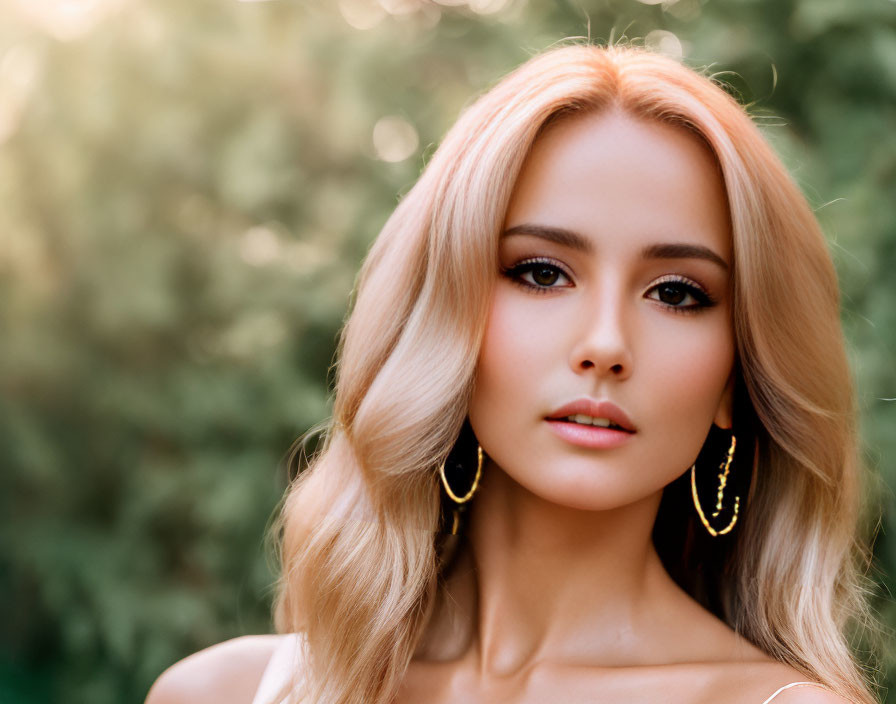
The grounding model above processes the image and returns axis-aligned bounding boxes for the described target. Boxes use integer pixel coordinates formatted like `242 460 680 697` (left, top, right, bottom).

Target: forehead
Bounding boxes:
503 109 732 264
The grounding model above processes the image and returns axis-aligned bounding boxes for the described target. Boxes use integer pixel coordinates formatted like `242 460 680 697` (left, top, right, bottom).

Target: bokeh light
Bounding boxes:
645 29 683 60
339 0 386 30
372 115 420 163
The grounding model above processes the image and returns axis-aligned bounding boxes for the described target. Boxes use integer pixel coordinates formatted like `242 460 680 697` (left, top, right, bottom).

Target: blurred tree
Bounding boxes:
0 0 892 701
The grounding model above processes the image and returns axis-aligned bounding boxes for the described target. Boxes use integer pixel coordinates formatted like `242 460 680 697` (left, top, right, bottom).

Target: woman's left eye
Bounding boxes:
646 278 715 312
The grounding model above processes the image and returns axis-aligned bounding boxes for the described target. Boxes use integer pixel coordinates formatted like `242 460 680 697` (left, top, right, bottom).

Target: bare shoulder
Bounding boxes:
732 662 856 704
760 683 857 704
663 599 855 704
688 652 856 704
144 634 287 704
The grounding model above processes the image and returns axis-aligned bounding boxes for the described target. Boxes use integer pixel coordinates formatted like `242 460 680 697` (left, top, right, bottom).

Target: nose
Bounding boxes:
568 283 633 381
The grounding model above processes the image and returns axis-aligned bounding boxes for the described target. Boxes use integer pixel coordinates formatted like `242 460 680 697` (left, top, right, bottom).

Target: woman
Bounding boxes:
147 43 879 704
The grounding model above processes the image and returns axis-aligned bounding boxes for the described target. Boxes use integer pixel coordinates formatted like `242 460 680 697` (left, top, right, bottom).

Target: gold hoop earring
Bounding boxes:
439 444 483 534
690 433 740 537
439 444 482 503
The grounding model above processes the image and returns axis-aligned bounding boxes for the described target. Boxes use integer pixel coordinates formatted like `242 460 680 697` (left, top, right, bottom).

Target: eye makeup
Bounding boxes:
499 257 719 314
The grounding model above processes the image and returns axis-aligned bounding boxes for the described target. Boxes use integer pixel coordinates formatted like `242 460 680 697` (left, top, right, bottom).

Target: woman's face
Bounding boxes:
468 109 735 511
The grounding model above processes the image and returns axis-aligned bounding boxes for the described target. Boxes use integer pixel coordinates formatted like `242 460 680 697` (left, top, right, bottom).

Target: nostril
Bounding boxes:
611 363 624 373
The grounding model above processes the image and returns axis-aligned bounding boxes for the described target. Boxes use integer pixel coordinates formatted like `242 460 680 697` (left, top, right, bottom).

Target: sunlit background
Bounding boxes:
1 0 894 701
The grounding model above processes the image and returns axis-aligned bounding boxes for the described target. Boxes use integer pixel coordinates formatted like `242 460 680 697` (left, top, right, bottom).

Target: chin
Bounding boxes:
508 465 646 512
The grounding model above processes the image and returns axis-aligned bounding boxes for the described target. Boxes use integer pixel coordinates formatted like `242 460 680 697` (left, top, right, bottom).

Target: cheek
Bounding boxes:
471 285 565 396
643 317 733 419
632 314 736 496
469 290 552 443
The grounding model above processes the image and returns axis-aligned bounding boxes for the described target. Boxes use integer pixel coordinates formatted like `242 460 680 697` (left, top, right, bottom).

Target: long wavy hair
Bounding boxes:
269 42 878 704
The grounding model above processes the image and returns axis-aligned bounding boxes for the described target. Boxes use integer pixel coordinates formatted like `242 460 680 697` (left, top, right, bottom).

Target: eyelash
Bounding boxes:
500 258 718 314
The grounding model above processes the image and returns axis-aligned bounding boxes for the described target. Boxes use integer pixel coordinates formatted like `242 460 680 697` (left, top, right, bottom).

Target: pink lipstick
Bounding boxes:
545 398 636 449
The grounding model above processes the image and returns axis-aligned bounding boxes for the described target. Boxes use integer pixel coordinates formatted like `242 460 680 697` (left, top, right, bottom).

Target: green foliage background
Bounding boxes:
0 0 893 701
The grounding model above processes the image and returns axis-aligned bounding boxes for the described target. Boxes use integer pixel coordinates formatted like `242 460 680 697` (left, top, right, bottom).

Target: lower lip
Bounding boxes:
545 419 634 449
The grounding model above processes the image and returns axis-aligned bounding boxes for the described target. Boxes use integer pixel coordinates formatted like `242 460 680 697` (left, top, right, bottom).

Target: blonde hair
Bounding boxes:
270 43 878 704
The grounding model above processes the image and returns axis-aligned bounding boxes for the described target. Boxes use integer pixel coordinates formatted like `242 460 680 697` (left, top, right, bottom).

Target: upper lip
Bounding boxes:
546 398 636 432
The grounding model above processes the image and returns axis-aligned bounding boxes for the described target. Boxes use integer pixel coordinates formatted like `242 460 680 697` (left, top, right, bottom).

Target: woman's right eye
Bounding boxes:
502 259 572 293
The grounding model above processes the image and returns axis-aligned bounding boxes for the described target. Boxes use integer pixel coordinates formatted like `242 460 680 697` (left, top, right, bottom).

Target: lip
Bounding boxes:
544 419 634 449
545 398 636 433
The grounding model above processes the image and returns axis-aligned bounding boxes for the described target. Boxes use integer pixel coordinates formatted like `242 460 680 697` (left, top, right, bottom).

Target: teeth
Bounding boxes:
568 414 614 428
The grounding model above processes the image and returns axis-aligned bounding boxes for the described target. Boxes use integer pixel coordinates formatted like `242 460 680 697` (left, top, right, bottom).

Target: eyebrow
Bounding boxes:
501 223 729 271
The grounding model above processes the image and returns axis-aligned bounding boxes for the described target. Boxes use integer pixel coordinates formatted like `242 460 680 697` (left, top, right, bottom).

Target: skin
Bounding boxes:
397 110 846 704
144 110 851 704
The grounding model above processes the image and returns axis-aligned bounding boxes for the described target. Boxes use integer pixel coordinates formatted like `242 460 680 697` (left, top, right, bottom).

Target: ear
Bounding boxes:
713 371 735 430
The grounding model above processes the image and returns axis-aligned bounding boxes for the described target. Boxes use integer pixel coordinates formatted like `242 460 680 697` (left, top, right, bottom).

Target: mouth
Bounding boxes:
544 398 636 449
544 417 634 449
552 414 632 432
545 398 636 433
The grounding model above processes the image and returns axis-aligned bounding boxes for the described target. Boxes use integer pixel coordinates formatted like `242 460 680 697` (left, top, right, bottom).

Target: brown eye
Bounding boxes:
656 282 688 305
501 258 572 293
645 277 715 314
516 262 571 290
531 266 560 287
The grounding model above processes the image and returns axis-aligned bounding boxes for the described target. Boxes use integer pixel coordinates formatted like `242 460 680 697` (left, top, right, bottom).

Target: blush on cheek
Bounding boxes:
651 331 733 423
470 291 550 470
481 290 558 371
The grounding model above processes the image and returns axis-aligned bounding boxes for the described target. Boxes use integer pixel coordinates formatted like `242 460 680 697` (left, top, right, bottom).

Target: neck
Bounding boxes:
424 459 681 677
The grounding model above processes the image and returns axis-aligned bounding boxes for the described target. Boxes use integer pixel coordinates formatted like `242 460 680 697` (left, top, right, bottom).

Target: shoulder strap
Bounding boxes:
761 681 833 704
252 633 306 704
